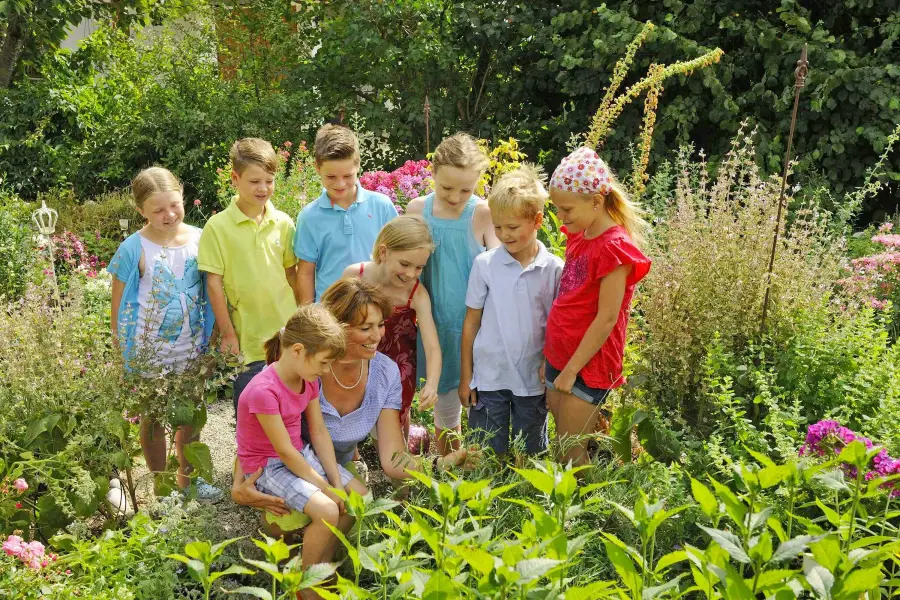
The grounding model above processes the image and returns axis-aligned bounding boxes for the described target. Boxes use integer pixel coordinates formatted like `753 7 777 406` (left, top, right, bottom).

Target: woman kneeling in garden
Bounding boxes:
232 279 476 524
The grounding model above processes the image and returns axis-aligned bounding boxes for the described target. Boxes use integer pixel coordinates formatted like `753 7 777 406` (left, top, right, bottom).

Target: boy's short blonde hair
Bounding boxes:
487 165 548 221
431 132 489 174
131 166 183 209
372 214 434 263
230 138 278 175
315 124 360 165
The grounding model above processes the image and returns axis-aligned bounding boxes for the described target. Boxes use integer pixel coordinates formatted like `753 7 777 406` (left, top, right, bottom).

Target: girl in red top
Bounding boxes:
544 147 651 467
342 215 442 439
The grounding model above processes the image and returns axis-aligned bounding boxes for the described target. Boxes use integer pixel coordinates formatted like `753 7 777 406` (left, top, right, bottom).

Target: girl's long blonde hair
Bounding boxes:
131 167 182 209
603 179 649 248
372 214 434 262
263 304 347 365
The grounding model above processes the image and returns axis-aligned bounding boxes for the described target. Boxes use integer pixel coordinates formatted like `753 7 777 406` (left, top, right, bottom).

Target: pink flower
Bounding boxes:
15 502 22 509
13 478 27 492
284 141 293 148
193 199 201 206
3 535 24 557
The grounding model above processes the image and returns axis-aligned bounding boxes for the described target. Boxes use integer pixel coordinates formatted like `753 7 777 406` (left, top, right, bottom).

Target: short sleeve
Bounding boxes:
591 236 651 285
282 219 299 269
465 255 488 309
246 383 281 415
293 206 319 263
378 357 402 412
107 240 135 283
197 222 225 275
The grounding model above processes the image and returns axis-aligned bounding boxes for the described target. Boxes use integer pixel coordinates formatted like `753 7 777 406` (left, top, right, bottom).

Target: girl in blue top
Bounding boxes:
406 133 500 455
108 167 221 501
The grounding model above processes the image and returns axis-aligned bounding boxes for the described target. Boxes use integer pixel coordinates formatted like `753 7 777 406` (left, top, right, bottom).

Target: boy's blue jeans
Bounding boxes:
468 389 548 456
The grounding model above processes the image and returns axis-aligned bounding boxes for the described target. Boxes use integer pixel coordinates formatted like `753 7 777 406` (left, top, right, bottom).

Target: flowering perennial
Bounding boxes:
360 160 434 211
839 222 900 312
2 535 58 570
800 419 900 495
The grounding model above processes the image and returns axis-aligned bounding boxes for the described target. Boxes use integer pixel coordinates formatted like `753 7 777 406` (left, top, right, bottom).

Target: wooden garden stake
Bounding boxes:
760 44 809 334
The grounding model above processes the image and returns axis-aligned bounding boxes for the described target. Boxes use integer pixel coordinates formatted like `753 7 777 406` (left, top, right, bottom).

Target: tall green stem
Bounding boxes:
786 477 796 539
844 469 863 554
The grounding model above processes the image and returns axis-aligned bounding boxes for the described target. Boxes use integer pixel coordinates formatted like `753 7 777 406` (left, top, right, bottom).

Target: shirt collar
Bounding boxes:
315 186 367 210
497 240 553 269
226 196 277 225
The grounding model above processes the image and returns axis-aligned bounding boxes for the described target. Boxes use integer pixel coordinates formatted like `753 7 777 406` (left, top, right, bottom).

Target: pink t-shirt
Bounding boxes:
236 364 319 473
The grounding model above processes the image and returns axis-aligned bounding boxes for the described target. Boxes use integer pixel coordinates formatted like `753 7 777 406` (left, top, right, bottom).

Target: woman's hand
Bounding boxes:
418 381 438 411
232 468 290 516
553 369 577 395
458 383 476 408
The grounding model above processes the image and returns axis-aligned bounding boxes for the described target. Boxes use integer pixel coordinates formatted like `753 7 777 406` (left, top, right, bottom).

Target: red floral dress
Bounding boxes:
360 264 419 427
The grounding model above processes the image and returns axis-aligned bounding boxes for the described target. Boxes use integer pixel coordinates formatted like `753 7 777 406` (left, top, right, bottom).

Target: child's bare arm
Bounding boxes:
411 286 442 409
405 197 425 215
206 273 239 356
303 398 343 489
285 265 299 305
555 266 629 391
458 307 482 408
110 278 125 348
474 202 500 249
296 260 316 305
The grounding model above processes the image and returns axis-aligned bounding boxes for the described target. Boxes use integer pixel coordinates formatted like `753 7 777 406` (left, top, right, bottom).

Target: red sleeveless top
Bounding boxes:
359 264 419 426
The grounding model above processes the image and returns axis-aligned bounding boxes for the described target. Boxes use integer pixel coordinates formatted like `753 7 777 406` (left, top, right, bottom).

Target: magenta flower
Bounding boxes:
13 478 27 493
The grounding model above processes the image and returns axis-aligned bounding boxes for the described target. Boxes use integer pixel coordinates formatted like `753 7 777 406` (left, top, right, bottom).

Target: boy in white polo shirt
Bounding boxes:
458 166 563 457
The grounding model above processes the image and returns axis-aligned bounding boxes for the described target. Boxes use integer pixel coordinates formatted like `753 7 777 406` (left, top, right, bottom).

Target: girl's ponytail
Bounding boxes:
605 180 649 248
265 305 347 366
264 329 284 365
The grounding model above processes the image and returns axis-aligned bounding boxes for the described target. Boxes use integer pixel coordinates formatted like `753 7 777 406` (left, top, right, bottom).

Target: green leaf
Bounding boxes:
710 479 747 526
422 569 455 599
241 557 282 580
511 467 555 495
839 566 883 594
603 539 641 595
184 442 214 483
837 440 868 469
654 550 688 574
771 535 824 564
803 558 834 600
754 569 797 590
758 465 790 489
265 510 311 532
224 587 273 600
698 525 751 564
691 478 718 518
450 545 495 575
643 574 684 599
323 521 359 572
515 558 562 583
209 565 254 583
564 581 623 600
810 536 841 572
184 540 211 562
301 562 337 587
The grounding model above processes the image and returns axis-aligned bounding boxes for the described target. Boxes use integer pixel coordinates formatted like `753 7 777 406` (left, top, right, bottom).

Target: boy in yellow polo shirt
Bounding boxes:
198 138 298 413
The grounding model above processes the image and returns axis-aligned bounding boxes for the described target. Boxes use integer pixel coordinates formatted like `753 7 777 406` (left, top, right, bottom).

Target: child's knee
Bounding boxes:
346 479 368 498
307 496 340 526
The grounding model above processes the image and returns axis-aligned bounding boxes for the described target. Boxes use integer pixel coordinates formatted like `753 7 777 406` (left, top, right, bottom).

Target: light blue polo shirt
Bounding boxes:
293 186 399 299
465 242 564 396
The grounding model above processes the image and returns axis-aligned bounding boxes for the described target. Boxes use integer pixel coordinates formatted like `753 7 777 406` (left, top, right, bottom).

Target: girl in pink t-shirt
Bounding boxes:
236 304 369 570
543 147 651 468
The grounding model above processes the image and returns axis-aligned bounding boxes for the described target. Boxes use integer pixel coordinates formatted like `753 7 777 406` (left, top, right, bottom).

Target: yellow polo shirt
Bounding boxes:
198 199 298 364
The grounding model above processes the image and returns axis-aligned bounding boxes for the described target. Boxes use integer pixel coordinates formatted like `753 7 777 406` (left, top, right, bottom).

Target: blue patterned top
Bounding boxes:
317 352 402 465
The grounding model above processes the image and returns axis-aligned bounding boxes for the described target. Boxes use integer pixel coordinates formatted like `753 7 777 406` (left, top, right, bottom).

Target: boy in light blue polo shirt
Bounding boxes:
294 124 399 302
458 166 563 457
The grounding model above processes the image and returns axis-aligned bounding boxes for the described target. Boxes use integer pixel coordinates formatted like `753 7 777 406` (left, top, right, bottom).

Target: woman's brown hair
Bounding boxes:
320 278 393 327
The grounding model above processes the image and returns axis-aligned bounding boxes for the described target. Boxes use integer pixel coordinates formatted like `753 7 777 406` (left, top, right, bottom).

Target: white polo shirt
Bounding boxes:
465 242 564 396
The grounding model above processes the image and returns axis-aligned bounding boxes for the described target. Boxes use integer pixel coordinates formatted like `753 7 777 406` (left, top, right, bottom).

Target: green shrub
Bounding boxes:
0 193 35 300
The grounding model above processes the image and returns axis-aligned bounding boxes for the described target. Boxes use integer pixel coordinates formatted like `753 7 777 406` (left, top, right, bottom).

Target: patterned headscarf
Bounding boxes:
549 147 612 196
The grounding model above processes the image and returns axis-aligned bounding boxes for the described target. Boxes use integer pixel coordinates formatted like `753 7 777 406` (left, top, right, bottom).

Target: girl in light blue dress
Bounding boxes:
405 133 500 455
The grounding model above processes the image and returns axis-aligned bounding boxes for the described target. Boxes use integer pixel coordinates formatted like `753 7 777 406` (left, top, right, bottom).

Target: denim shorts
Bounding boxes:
253 446 354 513
468 389 548 456
544 362 612 406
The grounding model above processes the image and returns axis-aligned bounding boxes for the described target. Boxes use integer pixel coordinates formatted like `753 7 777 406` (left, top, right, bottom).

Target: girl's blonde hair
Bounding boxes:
488 165 548 221
263 304 347 365
320 278 393 328
431 132 489 174
602 179 649 248
131 167 183 209
372 214 434 263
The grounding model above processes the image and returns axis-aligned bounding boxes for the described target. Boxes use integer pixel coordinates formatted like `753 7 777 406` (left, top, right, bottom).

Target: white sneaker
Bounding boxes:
188 477 224 503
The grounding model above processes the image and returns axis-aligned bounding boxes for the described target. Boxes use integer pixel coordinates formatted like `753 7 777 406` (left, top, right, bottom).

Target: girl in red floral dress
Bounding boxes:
543 147 651 468
342 215 442 438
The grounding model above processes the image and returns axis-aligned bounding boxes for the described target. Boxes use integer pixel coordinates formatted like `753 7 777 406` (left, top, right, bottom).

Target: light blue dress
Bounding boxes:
417 193 485 393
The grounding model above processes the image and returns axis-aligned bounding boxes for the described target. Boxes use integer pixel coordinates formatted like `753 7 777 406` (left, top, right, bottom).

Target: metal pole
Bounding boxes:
424 94 431 156
760 44 809 334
